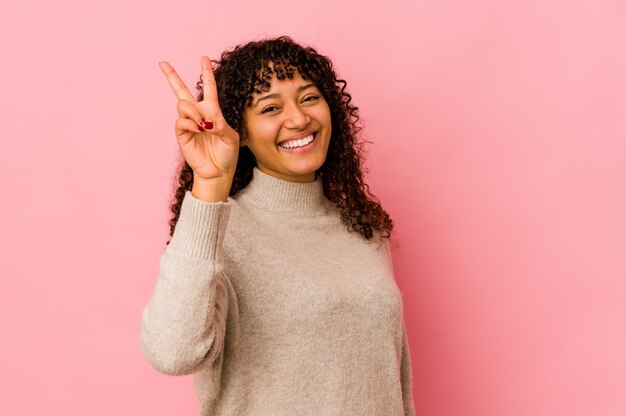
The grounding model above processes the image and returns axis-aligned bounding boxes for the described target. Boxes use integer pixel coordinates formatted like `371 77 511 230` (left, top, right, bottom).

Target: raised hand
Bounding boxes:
159 56 240 187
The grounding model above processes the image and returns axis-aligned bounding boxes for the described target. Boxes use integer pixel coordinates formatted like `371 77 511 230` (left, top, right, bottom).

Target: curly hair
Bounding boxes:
166 35 394 244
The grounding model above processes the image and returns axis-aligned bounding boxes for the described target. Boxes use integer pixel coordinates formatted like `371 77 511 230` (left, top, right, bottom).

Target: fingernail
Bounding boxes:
202 120 214 130
197 123 205 132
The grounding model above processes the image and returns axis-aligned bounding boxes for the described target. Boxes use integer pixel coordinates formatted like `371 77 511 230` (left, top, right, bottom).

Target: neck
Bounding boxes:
235 166 328 215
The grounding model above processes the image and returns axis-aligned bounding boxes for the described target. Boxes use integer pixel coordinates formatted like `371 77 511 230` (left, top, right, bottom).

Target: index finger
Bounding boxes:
201 56 220 105
158 61 195 102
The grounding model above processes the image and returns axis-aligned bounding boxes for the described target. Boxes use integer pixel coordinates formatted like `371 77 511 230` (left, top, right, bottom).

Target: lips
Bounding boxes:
278 131 317 146
278 133 317 150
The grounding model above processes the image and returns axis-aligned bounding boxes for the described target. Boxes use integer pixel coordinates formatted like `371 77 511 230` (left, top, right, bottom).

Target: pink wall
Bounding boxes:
1 0 625 414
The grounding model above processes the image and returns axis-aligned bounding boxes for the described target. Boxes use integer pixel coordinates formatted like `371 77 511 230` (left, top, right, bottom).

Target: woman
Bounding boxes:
140 36 415 415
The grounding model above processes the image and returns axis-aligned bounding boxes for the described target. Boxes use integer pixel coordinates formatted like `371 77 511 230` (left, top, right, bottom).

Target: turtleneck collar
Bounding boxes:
235 166 329 215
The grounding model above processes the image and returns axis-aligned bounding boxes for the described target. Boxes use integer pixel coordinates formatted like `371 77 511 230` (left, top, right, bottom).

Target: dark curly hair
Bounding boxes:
167 35 394 244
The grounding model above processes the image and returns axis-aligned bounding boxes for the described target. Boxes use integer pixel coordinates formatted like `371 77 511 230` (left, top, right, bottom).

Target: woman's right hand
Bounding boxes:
159 56 240 183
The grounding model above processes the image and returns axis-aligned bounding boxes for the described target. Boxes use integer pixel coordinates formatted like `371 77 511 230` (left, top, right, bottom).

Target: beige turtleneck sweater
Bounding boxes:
140 166 415 415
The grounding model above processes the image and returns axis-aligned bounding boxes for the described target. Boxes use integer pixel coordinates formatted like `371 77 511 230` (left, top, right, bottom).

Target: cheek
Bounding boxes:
249 125 285 153
244 116 279 141
255 120 282 143
319 101 332 124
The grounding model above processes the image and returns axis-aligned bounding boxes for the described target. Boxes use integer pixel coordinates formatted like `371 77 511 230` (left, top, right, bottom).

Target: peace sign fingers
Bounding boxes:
158 56 241 184
159 61 195 102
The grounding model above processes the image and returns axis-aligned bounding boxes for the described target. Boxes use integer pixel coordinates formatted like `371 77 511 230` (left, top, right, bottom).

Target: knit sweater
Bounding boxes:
140 166 415 415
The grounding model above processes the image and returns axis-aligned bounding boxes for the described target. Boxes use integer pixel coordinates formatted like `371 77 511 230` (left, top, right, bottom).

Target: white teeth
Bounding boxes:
279 134 315 149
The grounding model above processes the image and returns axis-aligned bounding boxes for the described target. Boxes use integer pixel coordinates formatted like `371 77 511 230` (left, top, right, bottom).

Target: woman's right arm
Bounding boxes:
140 191 232 375
140 56 240 375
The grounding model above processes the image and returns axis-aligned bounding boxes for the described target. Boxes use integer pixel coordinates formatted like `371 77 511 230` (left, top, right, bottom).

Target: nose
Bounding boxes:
283 102 310 129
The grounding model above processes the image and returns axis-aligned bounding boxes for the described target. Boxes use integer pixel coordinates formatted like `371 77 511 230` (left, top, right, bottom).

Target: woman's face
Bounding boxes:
242 70 332 183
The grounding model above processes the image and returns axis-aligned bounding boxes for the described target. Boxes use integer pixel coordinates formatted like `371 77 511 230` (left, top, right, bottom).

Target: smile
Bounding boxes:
278 132 318 153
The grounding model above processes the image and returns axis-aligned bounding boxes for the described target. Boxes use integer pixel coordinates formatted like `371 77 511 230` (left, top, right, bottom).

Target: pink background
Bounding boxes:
1 0 625 414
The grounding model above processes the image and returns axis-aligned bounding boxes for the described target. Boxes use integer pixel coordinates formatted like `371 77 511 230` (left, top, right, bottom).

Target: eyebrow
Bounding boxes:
253 83 318 108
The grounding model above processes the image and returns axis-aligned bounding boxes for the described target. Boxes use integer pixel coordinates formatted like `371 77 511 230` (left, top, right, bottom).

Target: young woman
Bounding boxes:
140 36 415 415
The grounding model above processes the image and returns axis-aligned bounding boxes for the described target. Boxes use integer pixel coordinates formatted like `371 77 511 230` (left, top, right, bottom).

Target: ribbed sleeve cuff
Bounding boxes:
166 191 232 260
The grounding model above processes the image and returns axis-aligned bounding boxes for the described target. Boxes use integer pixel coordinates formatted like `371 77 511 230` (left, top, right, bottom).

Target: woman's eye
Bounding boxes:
261 96 319 114
261 106 277 114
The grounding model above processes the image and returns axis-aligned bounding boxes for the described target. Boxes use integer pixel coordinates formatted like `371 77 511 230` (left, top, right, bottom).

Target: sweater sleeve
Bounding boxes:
140 190 232 376
401 319 416 415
